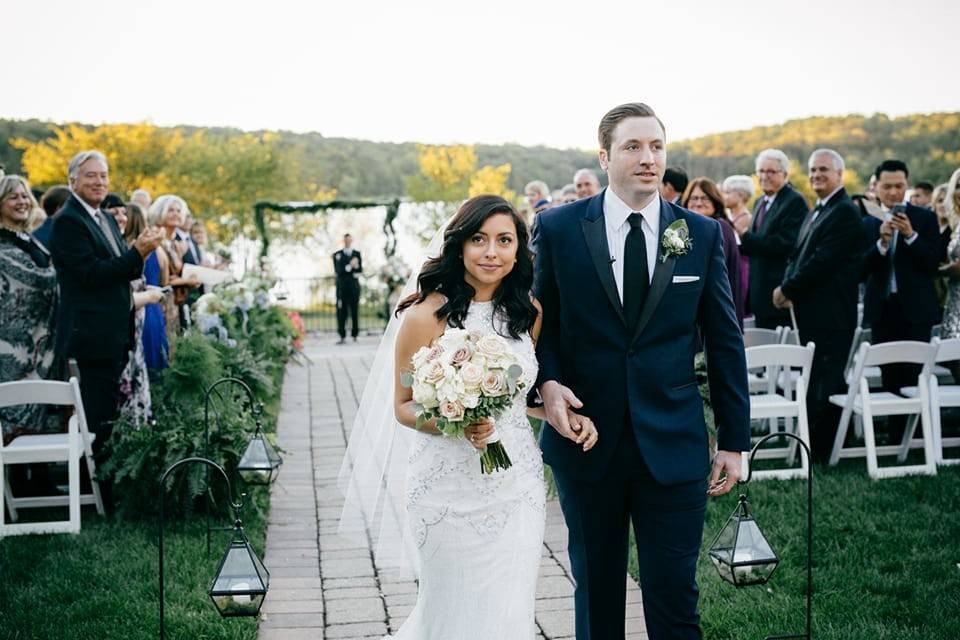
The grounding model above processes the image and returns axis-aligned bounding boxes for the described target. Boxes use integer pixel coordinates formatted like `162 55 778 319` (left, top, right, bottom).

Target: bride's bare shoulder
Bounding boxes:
399 293 447 337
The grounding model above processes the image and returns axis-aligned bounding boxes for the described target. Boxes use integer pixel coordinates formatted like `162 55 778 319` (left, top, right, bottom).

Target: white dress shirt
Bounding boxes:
70 189 101 221
603 187 660 302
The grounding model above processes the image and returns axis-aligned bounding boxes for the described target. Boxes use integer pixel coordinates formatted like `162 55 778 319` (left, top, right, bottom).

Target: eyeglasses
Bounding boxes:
687 195 712 204
757 169 784 176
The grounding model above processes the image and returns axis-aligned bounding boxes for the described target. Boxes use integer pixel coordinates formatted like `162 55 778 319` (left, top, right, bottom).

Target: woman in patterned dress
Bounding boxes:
0 175 60 442
937 168 960 378
116 202 162 425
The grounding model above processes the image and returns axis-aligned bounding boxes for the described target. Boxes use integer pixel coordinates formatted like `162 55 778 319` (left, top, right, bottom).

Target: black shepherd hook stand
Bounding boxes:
742 432 814 640
203 377 263 553
158 457 244 640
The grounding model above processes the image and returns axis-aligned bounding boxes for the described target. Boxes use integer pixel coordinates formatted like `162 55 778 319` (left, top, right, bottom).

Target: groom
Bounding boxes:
533 103 750 639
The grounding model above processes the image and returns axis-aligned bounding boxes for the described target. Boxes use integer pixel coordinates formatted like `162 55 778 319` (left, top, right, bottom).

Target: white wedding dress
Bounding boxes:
388 299 546 640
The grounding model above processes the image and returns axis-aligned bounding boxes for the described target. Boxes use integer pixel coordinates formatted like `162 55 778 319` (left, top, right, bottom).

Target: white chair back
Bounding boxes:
744 327 783 349
934 337 960 363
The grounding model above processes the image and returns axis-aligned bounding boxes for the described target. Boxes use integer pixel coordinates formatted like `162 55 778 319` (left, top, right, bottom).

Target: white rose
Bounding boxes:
476 335 508 360
438 401 465 422
438 328 469 351
480 371 507 397
412 382 438 408
411 346 433 370
436 375 465 404
459 362 484 390
462 393 480 409
422 360 446 385
445 343 473 366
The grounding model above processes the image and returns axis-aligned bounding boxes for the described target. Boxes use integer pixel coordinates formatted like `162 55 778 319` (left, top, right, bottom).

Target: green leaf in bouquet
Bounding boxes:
507 364 523 381
400 371 414 388
415 413 428 430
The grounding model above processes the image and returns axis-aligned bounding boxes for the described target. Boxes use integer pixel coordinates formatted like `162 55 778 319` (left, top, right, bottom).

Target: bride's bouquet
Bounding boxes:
400 328 525 474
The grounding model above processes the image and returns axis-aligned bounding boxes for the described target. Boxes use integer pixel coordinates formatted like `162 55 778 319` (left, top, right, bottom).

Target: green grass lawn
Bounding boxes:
628 462 960 640
0 496 267 640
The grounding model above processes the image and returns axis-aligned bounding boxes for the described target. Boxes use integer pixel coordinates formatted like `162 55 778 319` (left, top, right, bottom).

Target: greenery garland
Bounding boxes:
254 198 401 258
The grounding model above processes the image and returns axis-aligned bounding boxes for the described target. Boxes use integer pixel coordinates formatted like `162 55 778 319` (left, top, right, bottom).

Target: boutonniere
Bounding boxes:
661 219 693 262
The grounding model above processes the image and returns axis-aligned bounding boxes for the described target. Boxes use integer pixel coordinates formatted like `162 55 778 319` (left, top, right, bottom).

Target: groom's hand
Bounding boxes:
540 380 584 442
707 450 743 496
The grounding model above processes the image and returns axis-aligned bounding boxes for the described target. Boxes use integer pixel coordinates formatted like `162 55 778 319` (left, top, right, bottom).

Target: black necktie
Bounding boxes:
623 213 649 328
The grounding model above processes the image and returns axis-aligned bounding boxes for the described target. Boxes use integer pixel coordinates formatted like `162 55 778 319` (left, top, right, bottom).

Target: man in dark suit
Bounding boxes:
534 103 750 640
774 149 864 463
332 233 362 344
659 166 688 204
738 149 808 329
862 160 940 441
48 151 162 506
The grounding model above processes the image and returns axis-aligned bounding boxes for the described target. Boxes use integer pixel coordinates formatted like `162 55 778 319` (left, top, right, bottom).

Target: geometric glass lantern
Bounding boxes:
237 428 282 485
708 493 780 588
208 523 270 617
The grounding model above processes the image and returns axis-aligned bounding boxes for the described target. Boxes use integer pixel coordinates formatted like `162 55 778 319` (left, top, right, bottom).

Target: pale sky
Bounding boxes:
6 0 959 149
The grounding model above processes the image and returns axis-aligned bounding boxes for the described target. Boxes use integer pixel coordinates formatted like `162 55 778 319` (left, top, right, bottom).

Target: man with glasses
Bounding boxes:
737 148 808 329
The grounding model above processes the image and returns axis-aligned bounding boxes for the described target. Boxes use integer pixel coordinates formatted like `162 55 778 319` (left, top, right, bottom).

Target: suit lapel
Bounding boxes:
629 201 677 347
580 193 626 326
69 196 115 257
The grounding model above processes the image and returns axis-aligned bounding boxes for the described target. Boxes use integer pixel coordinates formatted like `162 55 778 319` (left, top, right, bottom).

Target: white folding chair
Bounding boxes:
827 341 938 479
744 327 784 395
901 338 960 465
742 343 815 481
0 378 104 537
743 316 756 330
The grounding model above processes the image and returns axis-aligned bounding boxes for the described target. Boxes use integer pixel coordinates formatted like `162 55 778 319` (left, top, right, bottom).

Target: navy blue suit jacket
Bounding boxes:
861 203 940 328
533 191 750 485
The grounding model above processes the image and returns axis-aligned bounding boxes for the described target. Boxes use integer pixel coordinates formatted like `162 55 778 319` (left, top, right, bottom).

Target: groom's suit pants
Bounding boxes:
553 427 707 640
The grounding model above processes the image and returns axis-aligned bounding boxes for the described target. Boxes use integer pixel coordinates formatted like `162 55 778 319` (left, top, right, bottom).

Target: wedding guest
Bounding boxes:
775 149 863 463
136 202 169 376
524 180 551 213
660 166 688 204
558 184 578 205
682 177 744 323
909 181 934 208
0 175 60 442
149 195 201 348
26 206 47 232
722 174 754 316
862 159 940 443
130 188 151 210
333 233 362 344
738 148 808 329
931 183 952 308
48 151 163 509
190 221 219 267
938 169 960 378
119 202 162 424
32 185 71 248
573 168 601 199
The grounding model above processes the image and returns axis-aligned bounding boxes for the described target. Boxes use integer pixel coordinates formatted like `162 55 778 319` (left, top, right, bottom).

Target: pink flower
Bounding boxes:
438 401 465 422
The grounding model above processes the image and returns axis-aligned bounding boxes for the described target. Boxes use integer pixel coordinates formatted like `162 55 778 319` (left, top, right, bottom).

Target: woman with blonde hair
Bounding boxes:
936 168 960 362
147 195 200 354
0 175 59 440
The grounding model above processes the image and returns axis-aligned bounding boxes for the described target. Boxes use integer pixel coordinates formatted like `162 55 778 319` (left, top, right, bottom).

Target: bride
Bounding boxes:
340 195 597 640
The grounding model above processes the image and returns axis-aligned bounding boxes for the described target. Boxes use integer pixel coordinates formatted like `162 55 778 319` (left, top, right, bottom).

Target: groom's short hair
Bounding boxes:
598 103 666 153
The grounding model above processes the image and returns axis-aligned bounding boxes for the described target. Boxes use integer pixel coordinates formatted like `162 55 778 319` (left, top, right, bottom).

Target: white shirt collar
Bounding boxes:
70 190 101 219
603 187 661 235
816 185 844 209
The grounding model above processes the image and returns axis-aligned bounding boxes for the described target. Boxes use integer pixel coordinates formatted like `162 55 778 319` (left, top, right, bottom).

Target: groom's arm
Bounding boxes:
699 221 751 455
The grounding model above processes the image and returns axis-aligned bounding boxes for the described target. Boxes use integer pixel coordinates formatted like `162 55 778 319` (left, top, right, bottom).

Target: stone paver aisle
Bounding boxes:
260 336 647 639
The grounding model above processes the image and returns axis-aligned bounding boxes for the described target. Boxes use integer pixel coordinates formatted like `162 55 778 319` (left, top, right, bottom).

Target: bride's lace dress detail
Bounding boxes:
388 300 546 640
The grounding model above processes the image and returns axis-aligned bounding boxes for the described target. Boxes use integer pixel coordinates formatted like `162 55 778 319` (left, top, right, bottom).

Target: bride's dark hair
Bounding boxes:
396 195 537 339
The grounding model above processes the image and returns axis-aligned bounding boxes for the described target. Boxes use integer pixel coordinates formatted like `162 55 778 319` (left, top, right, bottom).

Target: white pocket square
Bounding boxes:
672 275 700 283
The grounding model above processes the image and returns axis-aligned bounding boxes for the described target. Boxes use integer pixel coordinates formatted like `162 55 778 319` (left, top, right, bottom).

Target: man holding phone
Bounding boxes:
862 159 940 441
